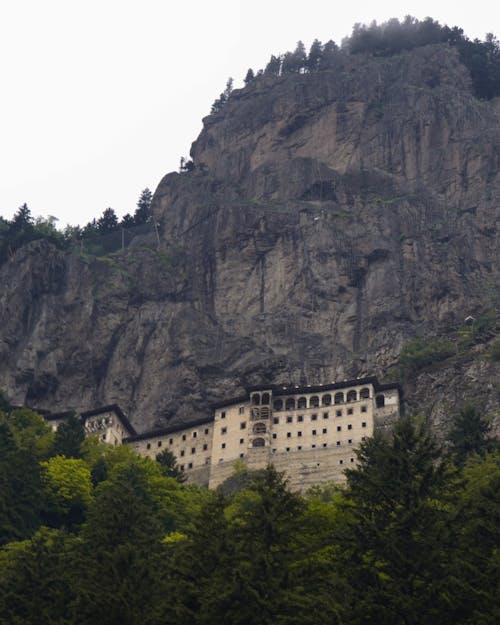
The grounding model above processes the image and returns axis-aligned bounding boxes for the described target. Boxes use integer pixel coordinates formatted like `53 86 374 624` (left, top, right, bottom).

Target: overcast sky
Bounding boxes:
0 0 497 227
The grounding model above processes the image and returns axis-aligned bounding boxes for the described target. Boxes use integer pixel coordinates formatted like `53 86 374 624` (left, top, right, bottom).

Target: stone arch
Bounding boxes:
285 397 296 411
310 396 320 408
334 392 344 404
346 390 357 402
297 396 307 409
376 394 385 408
360 387 370 399
251 393 260 405
261 392 270 405
253 422 267 435
273 399 283 411
252 437 265 447
322 394 332 406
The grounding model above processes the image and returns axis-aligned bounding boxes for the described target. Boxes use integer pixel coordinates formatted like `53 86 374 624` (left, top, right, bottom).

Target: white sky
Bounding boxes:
0 0 497 227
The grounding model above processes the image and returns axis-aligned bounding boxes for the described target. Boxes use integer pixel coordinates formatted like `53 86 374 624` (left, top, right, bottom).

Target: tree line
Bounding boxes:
0 391 498 625
212 16 499 114
0 188 153 265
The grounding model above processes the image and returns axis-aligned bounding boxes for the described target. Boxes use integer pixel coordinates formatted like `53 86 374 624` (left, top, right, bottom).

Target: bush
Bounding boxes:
399 337 455 372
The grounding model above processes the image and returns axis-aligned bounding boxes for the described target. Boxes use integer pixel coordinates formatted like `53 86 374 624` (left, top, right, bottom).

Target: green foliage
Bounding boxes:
41 456 93 529
399 336 455 373
52 413 86 458
156 449 186 482
487 338 500 361
449 405 497 466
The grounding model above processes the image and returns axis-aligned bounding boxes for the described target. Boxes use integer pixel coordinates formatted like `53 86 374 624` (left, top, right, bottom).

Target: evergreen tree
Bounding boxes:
156 449 186 482
96 207 118 234
120 213 135 228
265 54 282 76
319 39 339 70
10 203 34 234
244 68 255 84
52 413 86 459
134 188 152 225
307 38 323 71
449 405 496 466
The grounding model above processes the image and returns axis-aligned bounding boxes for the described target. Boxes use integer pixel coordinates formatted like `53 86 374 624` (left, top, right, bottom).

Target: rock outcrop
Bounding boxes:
1 44 499 433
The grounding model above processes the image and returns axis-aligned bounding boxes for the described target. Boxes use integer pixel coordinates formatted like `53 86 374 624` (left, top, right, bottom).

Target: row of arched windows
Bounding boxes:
273 388 373 411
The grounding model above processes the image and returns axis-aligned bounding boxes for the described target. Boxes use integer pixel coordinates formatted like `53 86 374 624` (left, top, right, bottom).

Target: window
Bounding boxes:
286 416 293 423
287 432 291 438
239 452 245 458
323 412 329 419
322 442 327 448
350 457 355 463
203 444 208 450
253 438 265 447
348 438 352 444
285 398 295 410
191 447 196 454
336 409 342 417
322 428 327 434
297 415 304 422
221 411 226 419
253 422 266 435
311 414 318 421
297 397 307 409
312 429 317 436
286 447 290 452
297 445 302 450
239 406 245 414
272 448 277 453
334 392 344 404
261 392 270 405
240 422 246 429
310 396 319 408
361 436 366 441
192 431 197 438
146 443 151 450
312 444 316 449
182 434 186 441
348 424 352 430
347 408 353 415
339 459 344 465
273 417 279 424
204 428 209 435
169 438 173 445
240 438 244 444
347 390 357 402
337 425 342 432
272 433 277 439
322 394 332 406
376 394 385 408
252 394 260 405
361 405 367 413
180 450 185 456
221 443 226 449
180 464 185 471
273 399 283 411
361 421 367 428
336 441 341 446
188 462 193 469
360 387 370 399
221 427 227 435
298 431 302 437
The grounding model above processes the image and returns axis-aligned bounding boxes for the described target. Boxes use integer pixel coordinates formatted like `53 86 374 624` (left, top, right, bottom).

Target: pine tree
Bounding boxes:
134 188 152 225
449 405 496 466
307 39 323 72
244 68 255 84
52 413 86 459
96 207 118 234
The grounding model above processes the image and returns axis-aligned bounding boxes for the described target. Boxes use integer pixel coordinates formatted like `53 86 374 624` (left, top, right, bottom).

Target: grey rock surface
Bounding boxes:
1 45 499 433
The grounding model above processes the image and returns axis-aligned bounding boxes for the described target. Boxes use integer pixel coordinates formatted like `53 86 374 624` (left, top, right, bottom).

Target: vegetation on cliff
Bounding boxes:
216 16 499 115
0 397 498 624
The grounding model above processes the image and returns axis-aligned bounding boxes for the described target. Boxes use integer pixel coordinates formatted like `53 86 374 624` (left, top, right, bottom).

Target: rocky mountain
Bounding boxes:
1 43 499 433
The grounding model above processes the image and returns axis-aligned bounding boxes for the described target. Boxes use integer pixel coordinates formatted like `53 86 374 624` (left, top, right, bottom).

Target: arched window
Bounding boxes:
322 394 332 406
252 437 265 447
253 422 266 435
261 392 270 405
360 387 370 399
297 397 307 409
376 394 385 408
285 398 295 410
346 390 357 402
334 392 344 404
310 396 319 408
252 394 260 405
273 399 283 411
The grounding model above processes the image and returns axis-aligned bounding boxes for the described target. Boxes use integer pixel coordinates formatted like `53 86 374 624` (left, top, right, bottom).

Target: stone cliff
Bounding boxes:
1 44 499 433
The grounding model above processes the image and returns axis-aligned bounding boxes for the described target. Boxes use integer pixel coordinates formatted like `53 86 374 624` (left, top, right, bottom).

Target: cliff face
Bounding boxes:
1 45 499 432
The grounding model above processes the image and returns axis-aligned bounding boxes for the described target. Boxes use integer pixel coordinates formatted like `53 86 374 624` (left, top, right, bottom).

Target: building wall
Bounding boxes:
128 422 214 473
84 410 128 446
